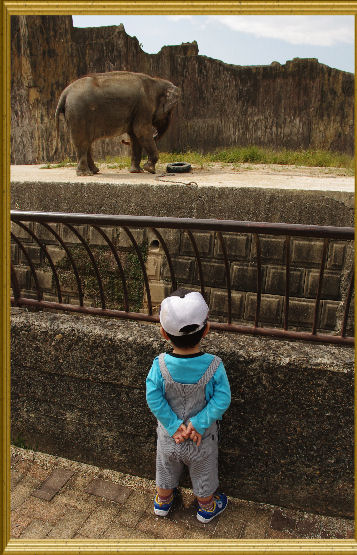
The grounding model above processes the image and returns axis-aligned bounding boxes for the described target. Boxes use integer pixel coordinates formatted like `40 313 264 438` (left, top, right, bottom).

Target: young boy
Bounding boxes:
146 289 231 523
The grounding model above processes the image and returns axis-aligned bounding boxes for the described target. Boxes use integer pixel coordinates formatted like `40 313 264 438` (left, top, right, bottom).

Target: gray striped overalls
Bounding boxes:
156 353 222 497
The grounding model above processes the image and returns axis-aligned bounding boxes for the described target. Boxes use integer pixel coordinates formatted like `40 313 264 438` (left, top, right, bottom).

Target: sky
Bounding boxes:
72 15 354 74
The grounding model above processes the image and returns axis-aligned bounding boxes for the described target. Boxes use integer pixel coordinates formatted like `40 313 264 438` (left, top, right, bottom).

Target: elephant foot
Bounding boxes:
129 166 144 173
143 161 156 174
90 165 100 174
76 168 94 176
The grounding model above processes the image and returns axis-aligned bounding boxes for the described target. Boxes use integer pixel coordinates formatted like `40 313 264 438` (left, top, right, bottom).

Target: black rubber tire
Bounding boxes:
166 162 192 173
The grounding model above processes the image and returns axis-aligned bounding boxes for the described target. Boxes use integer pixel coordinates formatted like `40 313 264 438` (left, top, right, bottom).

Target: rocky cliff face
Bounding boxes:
11 15 354 164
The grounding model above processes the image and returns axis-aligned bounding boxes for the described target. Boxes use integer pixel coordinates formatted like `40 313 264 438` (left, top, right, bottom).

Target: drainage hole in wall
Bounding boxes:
150 240 160 250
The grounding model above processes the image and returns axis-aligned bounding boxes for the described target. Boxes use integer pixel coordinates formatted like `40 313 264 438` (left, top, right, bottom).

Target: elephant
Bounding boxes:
52 71 180 175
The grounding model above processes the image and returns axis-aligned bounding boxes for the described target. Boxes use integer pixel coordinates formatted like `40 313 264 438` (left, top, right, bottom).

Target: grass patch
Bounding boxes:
40 158 76 169
43 147 354 173
102 146 353 172
208 146 354 170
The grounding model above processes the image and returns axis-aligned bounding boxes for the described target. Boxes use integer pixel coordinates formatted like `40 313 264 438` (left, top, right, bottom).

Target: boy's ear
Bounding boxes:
202 321 210 338
160 326 170 340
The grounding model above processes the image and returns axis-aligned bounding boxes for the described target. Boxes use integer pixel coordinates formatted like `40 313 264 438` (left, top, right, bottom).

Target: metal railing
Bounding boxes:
10 210 354 345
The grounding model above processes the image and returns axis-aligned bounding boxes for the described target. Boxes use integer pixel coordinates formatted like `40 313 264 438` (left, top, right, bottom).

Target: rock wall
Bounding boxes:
11 15 354 164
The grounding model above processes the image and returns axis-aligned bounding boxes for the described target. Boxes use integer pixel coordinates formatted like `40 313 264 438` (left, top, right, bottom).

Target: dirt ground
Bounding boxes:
10 162 354 192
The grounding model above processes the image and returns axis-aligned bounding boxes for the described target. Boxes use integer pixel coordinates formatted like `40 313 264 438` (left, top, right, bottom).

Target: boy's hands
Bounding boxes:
172 422 202 446
172 423 188 444
183 422 202 447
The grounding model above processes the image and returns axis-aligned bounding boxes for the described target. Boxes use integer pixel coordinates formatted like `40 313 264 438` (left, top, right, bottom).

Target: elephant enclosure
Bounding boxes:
11 15 354 165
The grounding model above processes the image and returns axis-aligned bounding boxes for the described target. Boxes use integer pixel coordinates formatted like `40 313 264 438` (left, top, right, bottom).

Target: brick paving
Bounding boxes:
10 446 354 540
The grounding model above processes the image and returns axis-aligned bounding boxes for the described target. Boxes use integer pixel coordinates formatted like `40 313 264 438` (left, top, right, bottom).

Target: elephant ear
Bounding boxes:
157 85 180 117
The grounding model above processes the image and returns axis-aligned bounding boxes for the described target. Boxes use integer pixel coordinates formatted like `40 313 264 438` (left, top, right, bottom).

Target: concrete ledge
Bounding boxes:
10 172 354 226
11 308 354 517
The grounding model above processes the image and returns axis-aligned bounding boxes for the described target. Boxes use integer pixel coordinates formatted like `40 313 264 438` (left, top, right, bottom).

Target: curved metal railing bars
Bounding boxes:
122 227 153 315
217 232 232 324
10 262 21 304
38 222 84 307
341 267 354 338
284 236 291 330
312 238 329 335
254 234 262 328
150 228 178 293
91 225 130 312
64 224 106 309
14 221 63 304
10 211 354 346
186 230 206 299
10 232 43 301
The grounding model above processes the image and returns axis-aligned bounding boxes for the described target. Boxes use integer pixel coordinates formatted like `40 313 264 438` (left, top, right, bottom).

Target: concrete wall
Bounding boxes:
11 16 354 164
11 309 354 518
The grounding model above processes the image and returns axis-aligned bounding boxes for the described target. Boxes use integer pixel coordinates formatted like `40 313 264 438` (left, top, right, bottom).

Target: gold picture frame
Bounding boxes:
1 2 356 553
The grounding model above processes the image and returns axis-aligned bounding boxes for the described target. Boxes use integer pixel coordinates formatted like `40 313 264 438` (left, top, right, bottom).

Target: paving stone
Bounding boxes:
46 506 93 539
124 490 152 513
11 470 24 490
241 506 273 539
211 515 246 538
85 478 132 503
294 515 322 538
51 489 99 513
266 528 296 539
12 495 67 523
74 505 121 538
270 509 298 532
11 513 33 538
11 481 42 511
101 522 136 539
183 528 213 538
137 514 186 538
19 518 53 539
116 508 145 528
33 468 75 501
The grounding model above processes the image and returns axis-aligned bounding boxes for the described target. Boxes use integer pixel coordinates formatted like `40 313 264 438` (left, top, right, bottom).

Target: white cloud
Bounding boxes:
211 16 354 46
167 16 193 21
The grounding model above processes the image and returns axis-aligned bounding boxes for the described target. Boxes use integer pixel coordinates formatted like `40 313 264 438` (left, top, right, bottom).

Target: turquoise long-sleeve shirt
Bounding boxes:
146 352 231 437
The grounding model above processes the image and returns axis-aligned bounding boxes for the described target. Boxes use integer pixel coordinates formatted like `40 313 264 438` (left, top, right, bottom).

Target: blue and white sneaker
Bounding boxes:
196 493 228 523
154 488 178 516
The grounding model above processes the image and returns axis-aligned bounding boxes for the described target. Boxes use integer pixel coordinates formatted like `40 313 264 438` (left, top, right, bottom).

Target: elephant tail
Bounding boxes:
51 91 67 161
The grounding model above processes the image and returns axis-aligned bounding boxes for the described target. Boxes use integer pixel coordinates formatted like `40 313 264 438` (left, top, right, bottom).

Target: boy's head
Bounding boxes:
159 288 209 349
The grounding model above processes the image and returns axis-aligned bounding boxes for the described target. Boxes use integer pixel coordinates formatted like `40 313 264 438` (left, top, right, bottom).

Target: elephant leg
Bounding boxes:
87 148 99 174
136 132 159 174
129 135 144 173
74 142 93 176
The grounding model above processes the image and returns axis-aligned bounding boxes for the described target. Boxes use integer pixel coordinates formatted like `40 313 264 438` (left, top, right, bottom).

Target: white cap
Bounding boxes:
159 291 209 336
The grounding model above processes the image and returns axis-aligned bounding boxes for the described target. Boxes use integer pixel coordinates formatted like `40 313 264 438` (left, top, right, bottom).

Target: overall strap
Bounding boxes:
158 353 173 383
197 356 222 387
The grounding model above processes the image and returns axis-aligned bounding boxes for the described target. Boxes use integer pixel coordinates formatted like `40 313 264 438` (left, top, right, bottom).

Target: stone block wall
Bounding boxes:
145 228 353 334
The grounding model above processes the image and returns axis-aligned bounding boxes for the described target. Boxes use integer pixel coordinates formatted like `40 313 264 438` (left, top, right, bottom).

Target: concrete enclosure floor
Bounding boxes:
10 163 354 192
